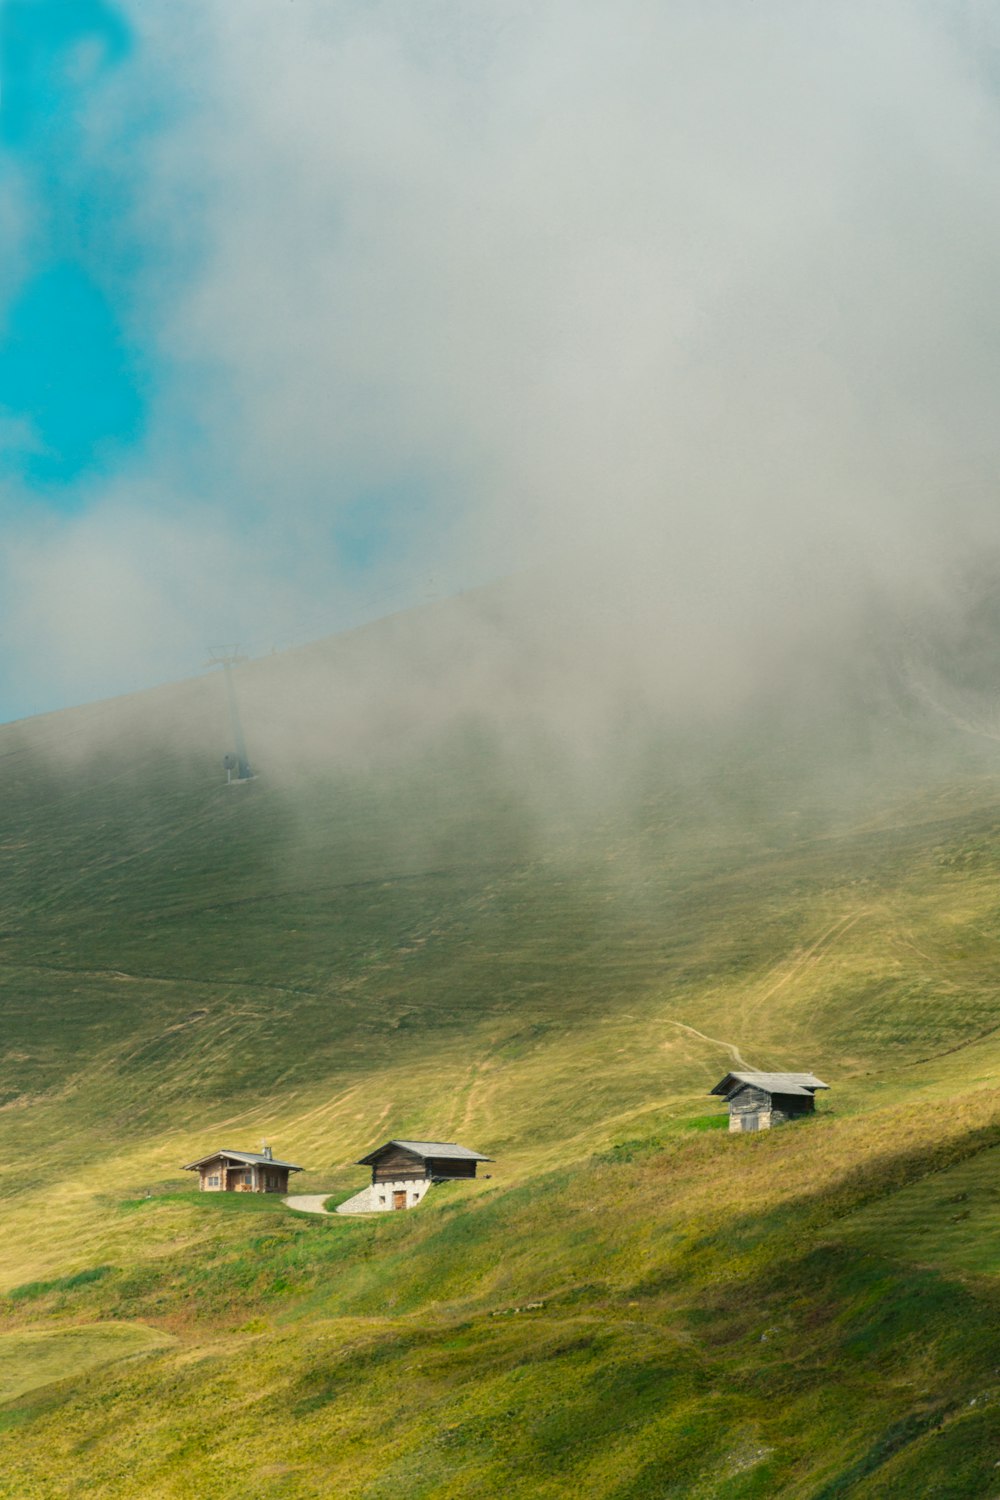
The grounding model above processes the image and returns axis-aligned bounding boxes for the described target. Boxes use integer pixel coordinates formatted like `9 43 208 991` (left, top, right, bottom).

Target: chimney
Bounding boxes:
262 1141 273 1161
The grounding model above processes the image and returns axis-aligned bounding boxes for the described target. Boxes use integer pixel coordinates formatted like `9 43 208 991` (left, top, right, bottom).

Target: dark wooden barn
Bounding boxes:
710 1071 829 1133
342 1139 492 1212
181 1144 304 1193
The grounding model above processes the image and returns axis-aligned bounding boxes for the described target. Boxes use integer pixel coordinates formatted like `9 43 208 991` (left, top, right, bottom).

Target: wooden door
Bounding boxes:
392 1190 407 1210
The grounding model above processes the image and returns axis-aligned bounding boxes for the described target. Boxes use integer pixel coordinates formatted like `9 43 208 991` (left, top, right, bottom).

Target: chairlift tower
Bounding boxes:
205 648 254 782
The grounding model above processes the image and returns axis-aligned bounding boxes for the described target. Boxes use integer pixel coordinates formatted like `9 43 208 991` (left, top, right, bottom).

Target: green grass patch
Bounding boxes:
679 1113 729 1132
7 1265 114 1303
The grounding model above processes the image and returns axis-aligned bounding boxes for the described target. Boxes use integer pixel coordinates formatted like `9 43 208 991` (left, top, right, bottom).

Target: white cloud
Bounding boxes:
135 2 1000 551
8 0 1000 721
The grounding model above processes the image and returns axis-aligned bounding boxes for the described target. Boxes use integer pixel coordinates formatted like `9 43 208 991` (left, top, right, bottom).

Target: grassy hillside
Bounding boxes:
3 598 1000 1495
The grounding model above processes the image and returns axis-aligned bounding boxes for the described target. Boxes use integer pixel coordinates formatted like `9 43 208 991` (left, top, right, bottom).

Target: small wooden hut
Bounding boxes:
338 1139 492 1213
181 1144 304 1193
710 1071 829 1133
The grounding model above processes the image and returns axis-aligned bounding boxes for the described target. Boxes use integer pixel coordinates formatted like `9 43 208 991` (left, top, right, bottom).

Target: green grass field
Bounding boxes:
4 603 1000 1495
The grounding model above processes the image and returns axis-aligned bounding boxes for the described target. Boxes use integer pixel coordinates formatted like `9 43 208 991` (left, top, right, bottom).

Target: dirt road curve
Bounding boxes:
284 1194 334 1216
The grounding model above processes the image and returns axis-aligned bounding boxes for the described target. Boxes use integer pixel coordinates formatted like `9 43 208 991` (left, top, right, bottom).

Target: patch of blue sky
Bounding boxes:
0 0 150 504
332 477 444 575
1 0 130 148
0 261 143 482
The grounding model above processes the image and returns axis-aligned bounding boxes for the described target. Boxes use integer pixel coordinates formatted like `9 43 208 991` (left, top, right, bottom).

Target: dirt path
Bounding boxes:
740 910 867 1027
283 1084 362 1134
284 1195 334 1216
665 911 867 1071
665 1020 752 1070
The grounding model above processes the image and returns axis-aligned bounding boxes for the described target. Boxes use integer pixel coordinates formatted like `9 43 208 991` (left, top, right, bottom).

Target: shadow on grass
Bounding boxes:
6 1265 114 1303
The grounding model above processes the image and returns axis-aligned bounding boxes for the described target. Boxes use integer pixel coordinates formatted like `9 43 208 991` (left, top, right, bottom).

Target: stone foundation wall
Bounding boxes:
729 1110 773 1132
335 1178 432 1214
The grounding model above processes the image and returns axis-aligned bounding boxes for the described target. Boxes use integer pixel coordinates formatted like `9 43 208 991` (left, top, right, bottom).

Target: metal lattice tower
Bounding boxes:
205 648 254 782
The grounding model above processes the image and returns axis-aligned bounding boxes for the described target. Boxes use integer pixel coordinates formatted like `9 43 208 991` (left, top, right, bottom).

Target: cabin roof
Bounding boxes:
181 1149 304 1172
709 1071 829 1099
356 1139 492 1166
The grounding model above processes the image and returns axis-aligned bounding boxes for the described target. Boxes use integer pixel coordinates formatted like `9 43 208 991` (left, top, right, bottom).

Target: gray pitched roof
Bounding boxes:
709 1071 829 1098
356 1139 492 1165
182 1148 304 1172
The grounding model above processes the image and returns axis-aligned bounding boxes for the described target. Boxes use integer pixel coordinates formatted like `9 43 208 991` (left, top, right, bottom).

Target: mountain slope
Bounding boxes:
2 593 1000 1496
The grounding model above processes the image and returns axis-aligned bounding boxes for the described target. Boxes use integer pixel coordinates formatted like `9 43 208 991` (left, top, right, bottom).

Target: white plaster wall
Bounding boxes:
335 1178 431 1214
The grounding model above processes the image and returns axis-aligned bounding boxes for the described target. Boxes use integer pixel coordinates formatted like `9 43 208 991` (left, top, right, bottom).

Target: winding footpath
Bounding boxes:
666 1020 752 1070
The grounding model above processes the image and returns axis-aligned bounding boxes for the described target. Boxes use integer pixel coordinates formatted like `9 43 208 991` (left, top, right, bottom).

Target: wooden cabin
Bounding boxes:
182 1144 304 1193
710 1071 829 1133
337 1139 492 1214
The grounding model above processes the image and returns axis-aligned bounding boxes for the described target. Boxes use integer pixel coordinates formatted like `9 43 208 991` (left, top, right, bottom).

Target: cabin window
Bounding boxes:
207 1174 219 1187
243 1171 252 1185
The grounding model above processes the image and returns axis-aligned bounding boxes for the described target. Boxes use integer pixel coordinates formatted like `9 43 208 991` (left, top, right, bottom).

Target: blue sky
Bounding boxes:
0 0 145 496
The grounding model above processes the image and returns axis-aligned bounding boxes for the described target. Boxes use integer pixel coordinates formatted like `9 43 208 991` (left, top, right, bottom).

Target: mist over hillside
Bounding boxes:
14 551 1000 843
5 566 1000 1493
